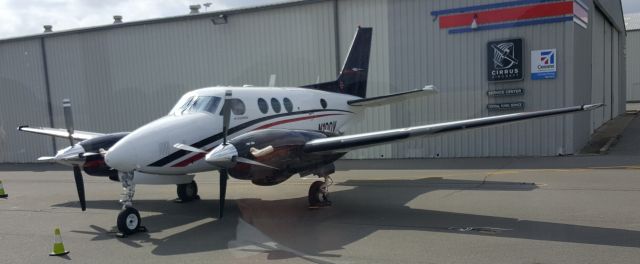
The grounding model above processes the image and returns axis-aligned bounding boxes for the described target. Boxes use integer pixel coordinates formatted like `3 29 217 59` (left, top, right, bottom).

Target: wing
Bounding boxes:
17 125 104 141
303 104 603 153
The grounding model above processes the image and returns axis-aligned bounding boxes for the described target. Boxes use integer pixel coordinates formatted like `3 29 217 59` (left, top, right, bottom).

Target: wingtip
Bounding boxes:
582 103 604 111
422 85 438 93
17 125 28 131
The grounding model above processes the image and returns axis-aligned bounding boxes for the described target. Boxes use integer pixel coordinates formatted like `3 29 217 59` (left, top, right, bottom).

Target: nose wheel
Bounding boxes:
117 207 146 236
308 176 333 208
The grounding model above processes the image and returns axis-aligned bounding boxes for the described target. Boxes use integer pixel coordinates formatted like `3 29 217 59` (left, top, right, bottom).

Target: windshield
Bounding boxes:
169 96 222 115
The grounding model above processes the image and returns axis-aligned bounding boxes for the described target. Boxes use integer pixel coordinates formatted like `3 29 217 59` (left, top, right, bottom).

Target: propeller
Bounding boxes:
171 90 277 217
173 143 278 170
218 90 232 218
62 99 86 211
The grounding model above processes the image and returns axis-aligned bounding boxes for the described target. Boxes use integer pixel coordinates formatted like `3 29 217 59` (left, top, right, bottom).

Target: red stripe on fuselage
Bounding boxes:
254 114 341 129
170 113 343 167
439 2 573 29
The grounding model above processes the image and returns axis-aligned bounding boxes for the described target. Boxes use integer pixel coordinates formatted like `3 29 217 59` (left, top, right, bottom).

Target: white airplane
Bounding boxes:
19 27 601 236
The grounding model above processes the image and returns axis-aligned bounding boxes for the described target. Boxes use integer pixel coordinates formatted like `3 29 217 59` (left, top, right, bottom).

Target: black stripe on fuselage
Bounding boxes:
148 109 353 167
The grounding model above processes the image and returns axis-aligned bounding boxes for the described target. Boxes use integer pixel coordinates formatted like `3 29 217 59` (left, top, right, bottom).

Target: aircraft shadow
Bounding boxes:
335 154 640 171
54 177 640 261
0 163 68 172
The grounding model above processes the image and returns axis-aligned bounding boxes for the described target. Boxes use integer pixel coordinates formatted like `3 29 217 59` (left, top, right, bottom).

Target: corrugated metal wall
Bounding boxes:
0 0 626 162
627 31 640 101
0 39 53 162
43 1 340 156
337 0 392 159
387 0 571 157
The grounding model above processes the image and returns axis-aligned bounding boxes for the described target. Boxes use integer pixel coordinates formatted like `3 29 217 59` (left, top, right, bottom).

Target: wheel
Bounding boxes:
177 181 199 202
117 207 141 236
308 180 330 207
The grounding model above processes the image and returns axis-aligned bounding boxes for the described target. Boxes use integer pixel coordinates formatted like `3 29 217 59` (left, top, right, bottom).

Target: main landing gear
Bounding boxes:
308 175 333 209
176 180 200 202
116 172 146 236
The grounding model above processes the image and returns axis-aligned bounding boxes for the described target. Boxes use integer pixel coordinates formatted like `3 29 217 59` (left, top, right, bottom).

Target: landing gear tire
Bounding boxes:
176 181 200 203
117 207 144 236
308 180 331 208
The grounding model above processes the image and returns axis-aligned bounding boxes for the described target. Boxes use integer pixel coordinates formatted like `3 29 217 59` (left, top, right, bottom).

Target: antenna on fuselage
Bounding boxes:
268 74 276 87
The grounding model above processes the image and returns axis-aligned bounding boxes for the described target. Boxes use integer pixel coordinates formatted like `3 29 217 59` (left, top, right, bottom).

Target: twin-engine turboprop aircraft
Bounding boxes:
19 27 602 236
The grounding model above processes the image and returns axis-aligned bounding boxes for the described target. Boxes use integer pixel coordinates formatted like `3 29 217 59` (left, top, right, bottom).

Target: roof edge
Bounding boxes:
0 0 326 44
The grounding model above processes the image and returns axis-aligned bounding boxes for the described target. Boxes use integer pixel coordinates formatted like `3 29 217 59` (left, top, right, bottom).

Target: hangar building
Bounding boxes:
0 0 626 162
626 13 640 101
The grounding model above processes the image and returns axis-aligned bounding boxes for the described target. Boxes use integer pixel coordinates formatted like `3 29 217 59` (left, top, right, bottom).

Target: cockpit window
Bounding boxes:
170 96 194 115
170 96 222 115
186 96 221 114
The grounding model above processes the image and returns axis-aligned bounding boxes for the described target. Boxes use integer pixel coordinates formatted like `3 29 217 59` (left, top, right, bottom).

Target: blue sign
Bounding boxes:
531 49 557 80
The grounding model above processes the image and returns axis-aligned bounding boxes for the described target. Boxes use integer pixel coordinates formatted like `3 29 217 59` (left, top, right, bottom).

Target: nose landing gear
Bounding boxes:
116 172 146 237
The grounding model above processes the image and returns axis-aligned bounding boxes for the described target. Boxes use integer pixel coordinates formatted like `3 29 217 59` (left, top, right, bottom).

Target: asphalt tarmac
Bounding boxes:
2 117 640 263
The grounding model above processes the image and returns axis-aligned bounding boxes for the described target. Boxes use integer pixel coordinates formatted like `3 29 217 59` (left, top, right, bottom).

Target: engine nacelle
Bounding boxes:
78 132 129 178
226 129 344 186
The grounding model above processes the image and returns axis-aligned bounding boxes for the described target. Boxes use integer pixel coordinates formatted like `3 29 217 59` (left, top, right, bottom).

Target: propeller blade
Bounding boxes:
218 90 232 218
62 99 75 146
219 169 228 218
236 157 278 170
222 90 232 145
72 165 86 211
173 143 207 153
37 156 56 162
81 152 100 157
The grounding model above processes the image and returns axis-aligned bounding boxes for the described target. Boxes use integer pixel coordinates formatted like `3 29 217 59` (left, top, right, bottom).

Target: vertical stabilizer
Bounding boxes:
302 27 372 98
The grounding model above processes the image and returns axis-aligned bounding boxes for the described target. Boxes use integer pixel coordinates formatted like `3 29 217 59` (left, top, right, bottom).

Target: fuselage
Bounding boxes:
105 86 359 175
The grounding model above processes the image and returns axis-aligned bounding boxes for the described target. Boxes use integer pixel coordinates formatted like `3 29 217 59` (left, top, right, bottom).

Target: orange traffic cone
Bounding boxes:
0 180 7 198
49 228 70 256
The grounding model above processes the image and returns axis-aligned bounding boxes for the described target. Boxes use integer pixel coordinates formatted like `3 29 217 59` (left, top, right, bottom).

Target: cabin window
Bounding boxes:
283 97 293 113
320 98 327 109
271 98 281 113
258 98 268 114
219 98 246 116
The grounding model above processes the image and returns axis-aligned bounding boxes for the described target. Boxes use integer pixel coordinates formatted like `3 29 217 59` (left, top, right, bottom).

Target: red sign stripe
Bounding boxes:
439 2 573 29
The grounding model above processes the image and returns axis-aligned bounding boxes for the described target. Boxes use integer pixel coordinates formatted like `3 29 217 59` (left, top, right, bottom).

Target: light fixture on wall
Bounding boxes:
471 14 479 30
211 14 228 25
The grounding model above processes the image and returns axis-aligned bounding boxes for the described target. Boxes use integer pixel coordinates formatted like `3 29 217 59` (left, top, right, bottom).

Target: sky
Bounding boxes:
1 0 640 39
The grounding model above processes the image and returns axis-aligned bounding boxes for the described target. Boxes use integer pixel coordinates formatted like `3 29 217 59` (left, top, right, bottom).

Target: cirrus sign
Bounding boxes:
487 38 523 82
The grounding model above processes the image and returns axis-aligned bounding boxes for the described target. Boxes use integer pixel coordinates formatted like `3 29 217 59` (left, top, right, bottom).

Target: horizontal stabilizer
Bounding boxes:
348 85 438 107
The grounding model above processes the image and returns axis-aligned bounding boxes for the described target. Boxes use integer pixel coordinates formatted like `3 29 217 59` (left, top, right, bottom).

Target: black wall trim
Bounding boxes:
40 37 57 153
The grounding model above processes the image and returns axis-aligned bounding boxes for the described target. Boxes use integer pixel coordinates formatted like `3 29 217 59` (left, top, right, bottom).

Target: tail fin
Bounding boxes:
302 27 372 98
